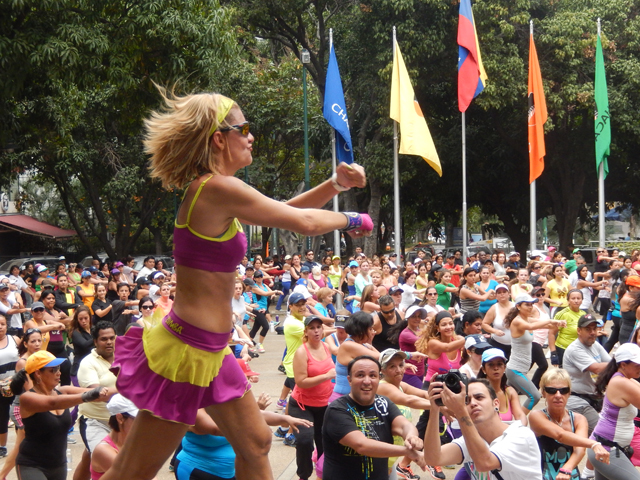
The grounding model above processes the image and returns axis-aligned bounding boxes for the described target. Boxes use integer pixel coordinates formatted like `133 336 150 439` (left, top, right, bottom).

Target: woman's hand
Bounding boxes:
283 415 313 434
405 364 418 374
592 444 610 464
555 471 571 480
257 393 271 410
335 162 366 189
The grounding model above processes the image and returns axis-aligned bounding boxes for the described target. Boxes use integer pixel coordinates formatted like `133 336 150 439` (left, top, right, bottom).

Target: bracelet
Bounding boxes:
404 351 412 360
591 441 601 450
331 173 350 192
559 469 572 475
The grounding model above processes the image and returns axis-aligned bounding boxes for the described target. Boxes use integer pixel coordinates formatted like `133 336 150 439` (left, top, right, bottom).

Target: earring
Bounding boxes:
494 407 499 412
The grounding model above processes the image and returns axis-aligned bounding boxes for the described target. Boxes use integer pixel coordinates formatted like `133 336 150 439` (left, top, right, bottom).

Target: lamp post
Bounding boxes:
301 48 311 250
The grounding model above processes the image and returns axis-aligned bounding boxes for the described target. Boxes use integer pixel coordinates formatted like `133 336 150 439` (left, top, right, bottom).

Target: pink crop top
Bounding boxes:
173 175 247 273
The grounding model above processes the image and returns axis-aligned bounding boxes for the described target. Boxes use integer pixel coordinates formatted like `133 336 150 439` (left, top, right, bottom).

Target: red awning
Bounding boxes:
0 215 77 239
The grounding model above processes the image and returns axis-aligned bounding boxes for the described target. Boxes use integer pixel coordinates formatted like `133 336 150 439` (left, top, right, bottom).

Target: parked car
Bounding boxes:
0 256 63 276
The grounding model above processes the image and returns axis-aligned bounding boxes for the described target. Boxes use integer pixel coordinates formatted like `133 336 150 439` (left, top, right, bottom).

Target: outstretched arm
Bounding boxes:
286 163 366 209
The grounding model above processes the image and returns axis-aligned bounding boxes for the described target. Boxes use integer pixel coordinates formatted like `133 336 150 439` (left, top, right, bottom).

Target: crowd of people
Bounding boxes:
1 89 640 480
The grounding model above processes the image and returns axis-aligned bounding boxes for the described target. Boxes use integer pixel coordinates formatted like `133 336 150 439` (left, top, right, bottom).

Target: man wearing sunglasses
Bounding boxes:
562 314 611 434
372 295 401 352
425 378 542 480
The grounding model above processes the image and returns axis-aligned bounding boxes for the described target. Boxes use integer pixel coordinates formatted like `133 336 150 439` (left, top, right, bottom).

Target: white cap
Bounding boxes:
37 265 48 273
514 293 538 305
107 394 139 417
379 348 407 367
414 258 422 264
614 343 640 364
292 284 312 299
405 305 427 320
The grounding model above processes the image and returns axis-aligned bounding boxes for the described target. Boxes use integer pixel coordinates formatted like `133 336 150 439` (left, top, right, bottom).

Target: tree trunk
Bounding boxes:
278 229 300 256
364 177 382 258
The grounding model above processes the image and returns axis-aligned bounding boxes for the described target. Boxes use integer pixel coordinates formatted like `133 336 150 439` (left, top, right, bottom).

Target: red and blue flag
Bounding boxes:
458 0 488 112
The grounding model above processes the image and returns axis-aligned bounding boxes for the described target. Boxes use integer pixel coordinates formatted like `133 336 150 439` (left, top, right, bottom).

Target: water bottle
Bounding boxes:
66 448 72 471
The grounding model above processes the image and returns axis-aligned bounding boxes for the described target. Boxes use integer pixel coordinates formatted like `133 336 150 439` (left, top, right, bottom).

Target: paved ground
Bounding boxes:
1 314 601 480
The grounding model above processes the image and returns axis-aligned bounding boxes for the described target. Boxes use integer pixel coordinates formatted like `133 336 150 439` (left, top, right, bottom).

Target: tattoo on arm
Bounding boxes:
460 416 473 427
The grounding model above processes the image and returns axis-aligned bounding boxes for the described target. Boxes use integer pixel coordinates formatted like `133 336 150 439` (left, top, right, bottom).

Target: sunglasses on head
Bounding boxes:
544 386 570 395
218 121 250 136
26 328 41 335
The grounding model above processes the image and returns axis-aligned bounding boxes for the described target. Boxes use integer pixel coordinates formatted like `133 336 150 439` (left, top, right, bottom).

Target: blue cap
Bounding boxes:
348 261 359 268
88 266 98 273
288 292 307 306
81 271 91 278
481 348 507 364
300 266 310 273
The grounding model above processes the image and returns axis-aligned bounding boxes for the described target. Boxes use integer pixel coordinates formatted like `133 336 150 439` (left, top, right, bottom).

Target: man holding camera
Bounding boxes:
424 377 541 480
322 355 424 480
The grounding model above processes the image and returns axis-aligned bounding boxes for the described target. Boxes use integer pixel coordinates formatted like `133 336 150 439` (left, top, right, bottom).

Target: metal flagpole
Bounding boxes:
329 29 341 259
462 112 467 261
530 21 537 254
597 18 606 248
393 27 401 259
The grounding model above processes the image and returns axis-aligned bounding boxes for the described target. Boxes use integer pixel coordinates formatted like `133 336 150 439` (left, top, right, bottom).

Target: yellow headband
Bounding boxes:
209 96 235 137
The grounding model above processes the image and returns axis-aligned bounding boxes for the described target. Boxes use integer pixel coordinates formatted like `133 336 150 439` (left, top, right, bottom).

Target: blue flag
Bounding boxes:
323 44 353 164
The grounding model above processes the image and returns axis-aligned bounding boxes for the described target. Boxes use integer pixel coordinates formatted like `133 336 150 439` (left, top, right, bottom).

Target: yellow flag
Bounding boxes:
390 41 442 176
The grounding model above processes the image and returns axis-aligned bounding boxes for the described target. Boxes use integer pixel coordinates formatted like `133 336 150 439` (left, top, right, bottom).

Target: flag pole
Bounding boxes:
597 18 606 248
462 111 467 261
329 29 342 259
530 20 537 254
393 26 401 259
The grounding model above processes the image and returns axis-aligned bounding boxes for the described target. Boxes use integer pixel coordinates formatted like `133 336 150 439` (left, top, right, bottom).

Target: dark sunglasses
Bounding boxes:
426 292 438 296
544 386 570 395
219 122 250 136
140 305 155 310
535 293 545 297
41 366 61 373
380 308 395 315
32 308 45 313
26 328 41 335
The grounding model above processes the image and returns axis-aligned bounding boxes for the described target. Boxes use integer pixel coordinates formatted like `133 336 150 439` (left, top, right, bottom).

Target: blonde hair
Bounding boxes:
415 317 439 354
316 287 333 303
539 368 572 393
144 85 237 189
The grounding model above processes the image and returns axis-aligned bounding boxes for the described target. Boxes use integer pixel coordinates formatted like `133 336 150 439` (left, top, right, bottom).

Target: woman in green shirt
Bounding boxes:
549 289 584 367
435 270 457 310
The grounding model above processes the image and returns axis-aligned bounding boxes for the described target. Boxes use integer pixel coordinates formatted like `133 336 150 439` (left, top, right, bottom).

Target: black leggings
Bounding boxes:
288 398 326 480
530 342 548 389
605 316 621 352
15 464 67 480
249 309 269 340
0 394 14 435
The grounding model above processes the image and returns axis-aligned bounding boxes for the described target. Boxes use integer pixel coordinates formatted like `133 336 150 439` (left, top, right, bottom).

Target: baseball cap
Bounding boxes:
388 286 403 296
348 261 359 268
619 251 627 257
335 318 346 329
626 276 640 288
150 271 165 280
58 256 66 260
405 305 427 320
332 255 340 261
431 263 443 273
253 270 263 278
303 315 323 327
42 278 55 288
531 286 546 297
300 266 310 273
245 264 254 270
284 255 292 260
548 246 557 252
37 265 48 273
465 334 491 351
446 252 455 258
242 278 255 287
88 266 98 273
81 271 92 279
389 253 398 257
614 343 640 364
111 268 120 275
288 292 307 306
495 284 509 293
514 293 538 305
481 348 507 364
107 394 139 417
292 285 312 299
379 348 407 368
25 351 66 374
31 301 45 311
237 358 260 377
136 276 150 286
508 251 519 257
577 314 598 328
114 261 124 267
414 258 423 264
0 284 9 291
572 248 581 254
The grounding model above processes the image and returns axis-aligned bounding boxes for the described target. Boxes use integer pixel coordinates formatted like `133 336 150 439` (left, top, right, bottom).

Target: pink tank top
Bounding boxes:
292 343 335 408
90 435 119 480
498 391 513 422
425 349 462 382
173 175 247 273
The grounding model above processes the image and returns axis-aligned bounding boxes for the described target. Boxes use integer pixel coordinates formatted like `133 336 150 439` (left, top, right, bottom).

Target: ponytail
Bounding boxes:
10 369 31 396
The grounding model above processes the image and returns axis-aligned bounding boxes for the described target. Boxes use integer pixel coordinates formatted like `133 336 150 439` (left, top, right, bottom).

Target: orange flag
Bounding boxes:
528 32 547 184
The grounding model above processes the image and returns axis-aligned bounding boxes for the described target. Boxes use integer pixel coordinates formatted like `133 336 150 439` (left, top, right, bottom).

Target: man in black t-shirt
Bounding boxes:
322 356 423 480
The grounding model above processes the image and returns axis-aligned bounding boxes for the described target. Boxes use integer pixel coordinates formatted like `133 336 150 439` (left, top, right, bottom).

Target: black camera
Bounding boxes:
434 369 468 406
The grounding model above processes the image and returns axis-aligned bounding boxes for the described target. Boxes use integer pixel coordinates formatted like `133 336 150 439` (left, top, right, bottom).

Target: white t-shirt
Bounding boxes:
136 267 155 281
563 339 610 395
0 296 22 329
149 284 160 302
453 421 542 480
122 266 135 285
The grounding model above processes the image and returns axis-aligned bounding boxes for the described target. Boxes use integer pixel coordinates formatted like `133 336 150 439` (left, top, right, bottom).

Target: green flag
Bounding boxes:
595 33 610 178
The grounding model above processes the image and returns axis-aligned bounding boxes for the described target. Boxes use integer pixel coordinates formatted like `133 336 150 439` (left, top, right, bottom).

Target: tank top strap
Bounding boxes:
184 174 215 226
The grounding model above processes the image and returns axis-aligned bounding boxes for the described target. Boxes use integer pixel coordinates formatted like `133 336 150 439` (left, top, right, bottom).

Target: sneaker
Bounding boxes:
257 343 266 353
67 436 77 445
274 426 288 438
277 399 288 410
278 364 286 374
283 433 296 446
0 446 7 458
396 464 420 480
248 350 260 359
426 465 445 480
